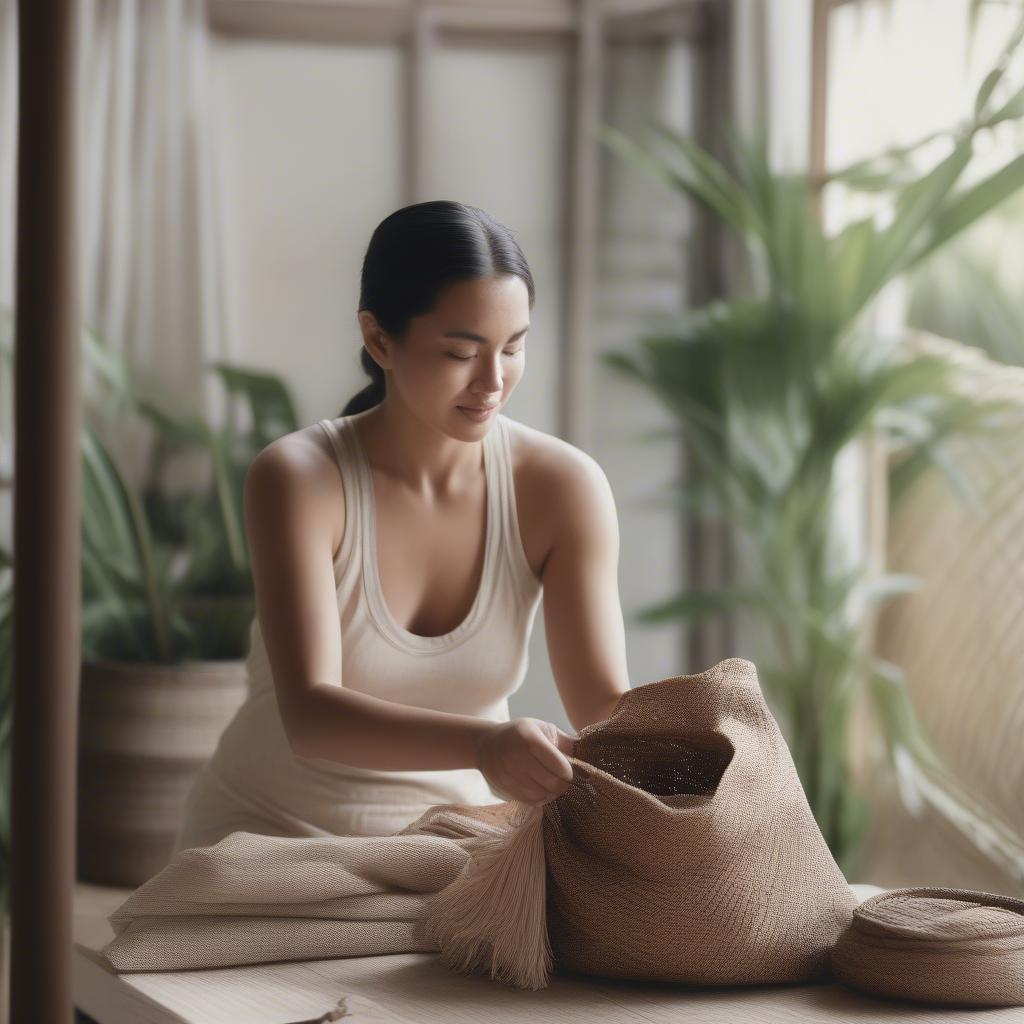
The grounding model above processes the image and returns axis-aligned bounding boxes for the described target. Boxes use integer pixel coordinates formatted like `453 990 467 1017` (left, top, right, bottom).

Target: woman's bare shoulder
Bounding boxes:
501 415 615 575
246 422 347 556
249 421 345 490
501 414 607 485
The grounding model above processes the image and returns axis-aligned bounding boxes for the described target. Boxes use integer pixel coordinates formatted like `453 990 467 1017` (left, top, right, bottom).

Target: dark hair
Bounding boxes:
339 200 536 416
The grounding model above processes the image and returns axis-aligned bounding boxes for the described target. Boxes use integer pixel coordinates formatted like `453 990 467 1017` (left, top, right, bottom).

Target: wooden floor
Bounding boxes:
72 882 1024 1024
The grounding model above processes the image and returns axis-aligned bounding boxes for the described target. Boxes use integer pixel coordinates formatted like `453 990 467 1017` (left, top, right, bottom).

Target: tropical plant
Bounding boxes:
595 11 1024 879
78 363 299 663
903 188 1024 367
898 0 1024 367
0 308 300 663
0 310 300 899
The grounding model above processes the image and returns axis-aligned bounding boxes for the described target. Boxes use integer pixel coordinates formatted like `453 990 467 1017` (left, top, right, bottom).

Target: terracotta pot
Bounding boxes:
77 658 248 886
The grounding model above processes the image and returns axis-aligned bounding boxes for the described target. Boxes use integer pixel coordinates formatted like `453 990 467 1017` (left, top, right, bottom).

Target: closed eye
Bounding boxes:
447 349 524 361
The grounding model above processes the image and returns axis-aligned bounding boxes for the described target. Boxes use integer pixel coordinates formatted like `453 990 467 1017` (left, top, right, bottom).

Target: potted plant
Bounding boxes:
77 348 301 885
0 310 301 885
595 11 1024 879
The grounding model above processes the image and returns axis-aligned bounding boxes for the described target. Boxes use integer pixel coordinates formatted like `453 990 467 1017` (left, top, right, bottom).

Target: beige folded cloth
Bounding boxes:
104 658 857 988
102 801 516 972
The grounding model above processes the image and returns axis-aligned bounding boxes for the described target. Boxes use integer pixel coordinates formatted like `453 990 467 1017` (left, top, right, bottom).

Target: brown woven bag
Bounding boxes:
425 656 858 987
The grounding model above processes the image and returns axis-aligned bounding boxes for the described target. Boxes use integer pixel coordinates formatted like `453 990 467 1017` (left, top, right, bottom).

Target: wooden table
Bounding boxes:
73 883 1024 1024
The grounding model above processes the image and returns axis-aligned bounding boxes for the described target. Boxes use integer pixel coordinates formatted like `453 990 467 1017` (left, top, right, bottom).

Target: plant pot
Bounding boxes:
77 657 248 886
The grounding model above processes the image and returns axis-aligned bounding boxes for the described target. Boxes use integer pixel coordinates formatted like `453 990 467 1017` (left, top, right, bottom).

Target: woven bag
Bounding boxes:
425 657 858 987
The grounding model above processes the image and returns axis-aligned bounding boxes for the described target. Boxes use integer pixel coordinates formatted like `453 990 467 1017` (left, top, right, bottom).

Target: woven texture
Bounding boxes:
863 333 1024 893
831 887 1024 1007
540 656 857 984
103 657 856 984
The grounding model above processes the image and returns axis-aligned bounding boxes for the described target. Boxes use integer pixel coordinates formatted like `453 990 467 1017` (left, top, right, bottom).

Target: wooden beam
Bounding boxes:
682 0 730 673
10 0 82 1021
208 0 711 45
559 0 603 449
405 1 436 202
608 6 709 41
809 0 830 221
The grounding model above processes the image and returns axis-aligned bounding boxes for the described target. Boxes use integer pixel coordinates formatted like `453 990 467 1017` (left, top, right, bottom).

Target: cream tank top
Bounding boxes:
173 412 543 851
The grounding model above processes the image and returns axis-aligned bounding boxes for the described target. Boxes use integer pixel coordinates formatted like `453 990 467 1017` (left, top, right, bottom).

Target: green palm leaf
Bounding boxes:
597 17 1024 870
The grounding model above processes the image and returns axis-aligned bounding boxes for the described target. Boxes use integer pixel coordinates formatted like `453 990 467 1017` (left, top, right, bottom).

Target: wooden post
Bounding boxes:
684 0 730 672
808 0 884 789
560 0 604 449
406 0 436 204
10 0 82 1021
809 0 832 223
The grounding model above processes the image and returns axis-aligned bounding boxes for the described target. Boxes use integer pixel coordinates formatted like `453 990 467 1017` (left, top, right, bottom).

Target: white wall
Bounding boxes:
209 29 693 731
211 39 407 425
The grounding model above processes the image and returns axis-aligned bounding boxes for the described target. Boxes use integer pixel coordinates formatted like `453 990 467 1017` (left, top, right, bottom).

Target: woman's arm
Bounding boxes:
289 683 494 770
244 432 491 771
538 445 632 733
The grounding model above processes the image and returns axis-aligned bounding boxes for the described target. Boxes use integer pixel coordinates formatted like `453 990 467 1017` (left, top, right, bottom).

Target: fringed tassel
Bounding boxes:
422 799 553 990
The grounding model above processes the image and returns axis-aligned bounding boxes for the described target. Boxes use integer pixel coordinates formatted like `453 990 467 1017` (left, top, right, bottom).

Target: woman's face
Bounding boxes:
365 274 530 438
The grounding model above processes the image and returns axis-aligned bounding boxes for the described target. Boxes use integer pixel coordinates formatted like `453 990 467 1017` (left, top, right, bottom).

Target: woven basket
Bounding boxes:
77 657 248 886
831 886 1024 1007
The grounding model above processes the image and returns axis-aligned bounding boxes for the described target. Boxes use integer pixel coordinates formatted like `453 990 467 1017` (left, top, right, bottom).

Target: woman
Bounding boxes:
173 200 631 851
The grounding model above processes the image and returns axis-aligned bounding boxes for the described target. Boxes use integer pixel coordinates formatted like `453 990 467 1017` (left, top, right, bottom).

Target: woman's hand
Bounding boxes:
475 718 577 805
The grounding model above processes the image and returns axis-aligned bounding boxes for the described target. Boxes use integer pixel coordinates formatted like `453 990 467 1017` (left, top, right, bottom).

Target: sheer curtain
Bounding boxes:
0 0 232 524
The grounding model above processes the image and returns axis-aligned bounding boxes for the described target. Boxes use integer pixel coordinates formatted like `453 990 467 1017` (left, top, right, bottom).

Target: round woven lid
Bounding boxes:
831 886 1024 1007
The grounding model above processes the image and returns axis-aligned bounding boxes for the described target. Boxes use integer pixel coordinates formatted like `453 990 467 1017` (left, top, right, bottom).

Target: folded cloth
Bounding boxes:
102 801 517 972
104 657 857 988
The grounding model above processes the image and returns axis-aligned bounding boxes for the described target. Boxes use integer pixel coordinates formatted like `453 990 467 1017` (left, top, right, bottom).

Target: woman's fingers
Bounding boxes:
531 732 575 783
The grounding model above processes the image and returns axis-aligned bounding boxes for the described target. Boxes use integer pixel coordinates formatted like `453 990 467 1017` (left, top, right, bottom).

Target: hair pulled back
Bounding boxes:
340 200 535 416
